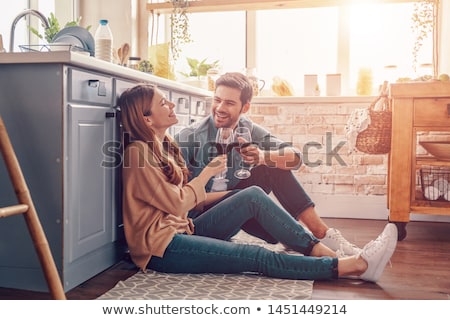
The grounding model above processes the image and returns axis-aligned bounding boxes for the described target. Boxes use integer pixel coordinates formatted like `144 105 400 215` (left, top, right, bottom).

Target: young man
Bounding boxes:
175 72 360 256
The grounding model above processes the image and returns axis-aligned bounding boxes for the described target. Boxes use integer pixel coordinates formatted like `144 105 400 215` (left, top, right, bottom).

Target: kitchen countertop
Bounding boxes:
0 51 381 104
0 51 212 96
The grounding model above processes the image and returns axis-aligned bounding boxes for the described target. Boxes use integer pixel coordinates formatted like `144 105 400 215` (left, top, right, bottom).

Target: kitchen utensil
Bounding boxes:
52 26 95 56
120 43 130 65
117 47 123 64
433 177 449 195
245 68 265 96
423 185 440 200
51 34 84 51
419 141 450 161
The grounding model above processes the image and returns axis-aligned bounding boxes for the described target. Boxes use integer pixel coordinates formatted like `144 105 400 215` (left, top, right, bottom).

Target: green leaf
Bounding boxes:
27 12 90 43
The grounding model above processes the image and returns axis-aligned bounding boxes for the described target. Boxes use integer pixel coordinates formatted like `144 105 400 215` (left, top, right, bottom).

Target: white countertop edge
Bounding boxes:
0 51 212 97
0 52 377 104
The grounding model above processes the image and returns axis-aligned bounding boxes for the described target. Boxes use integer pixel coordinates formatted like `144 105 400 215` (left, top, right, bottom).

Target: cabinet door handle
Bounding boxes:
88 80 107 96
447 104 450 117
178 97 188 108
105 112 115 118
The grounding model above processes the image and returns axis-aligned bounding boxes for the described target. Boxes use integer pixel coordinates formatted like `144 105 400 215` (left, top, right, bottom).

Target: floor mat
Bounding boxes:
97 231 313 300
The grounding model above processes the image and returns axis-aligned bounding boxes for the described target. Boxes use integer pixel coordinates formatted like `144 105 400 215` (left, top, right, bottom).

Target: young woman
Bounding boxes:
118 84 397 282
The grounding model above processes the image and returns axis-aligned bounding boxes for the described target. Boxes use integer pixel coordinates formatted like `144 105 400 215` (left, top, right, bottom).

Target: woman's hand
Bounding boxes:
197 155 227 184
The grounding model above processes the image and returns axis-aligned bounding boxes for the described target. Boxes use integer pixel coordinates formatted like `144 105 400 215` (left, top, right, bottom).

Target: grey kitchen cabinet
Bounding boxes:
170 91 191 136
169 91 211 136
0 64 125 292
66 104 116 263
0 52 210 293
190 95 209 125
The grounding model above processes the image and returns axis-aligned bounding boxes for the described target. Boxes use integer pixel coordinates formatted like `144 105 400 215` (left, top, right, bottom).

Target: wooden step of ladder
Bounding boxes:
0 116 66 300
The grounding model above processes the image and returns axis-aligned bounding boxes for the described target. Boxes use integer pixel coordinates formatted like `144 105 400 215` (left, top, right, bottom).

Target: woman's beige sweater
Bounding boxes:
122 141 207 270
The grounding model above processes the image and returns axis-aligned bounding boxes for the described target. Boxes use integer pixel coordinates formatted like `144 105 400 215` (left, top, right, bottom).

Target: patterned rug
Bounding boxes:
97 232 313 300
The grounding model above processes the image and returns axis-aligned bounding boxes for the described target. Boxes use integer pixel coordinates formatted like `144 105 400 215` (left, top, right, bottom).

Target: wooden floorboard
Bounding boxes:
312 218 450 300
0 218 449 300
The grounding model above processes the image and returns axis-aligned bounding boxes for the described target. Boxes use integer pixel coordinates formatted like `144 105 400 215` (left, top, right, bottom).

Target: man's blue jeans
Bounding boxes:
148 186 338 280
231 165 316 243
189 166 316 243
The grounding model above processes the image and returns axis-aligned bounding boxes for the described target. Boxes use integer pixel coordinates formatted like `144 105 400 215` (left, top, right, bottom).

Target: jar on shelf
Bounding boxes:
383 65 398 83
245 67 265 96
128 56 141 70
207 68 220 91
356 67 373 96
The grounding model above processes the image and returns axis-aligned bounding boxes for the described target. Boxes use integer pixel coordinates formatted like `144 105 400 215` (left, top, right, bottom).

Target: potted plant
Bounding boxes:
179 57 220 89
180 57 220 79
138 60 154 74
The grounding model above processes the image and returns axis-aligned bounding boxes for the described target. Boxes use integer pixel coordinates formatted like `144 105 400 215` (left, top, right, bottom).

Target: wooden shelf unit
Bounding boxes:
388 81 450 240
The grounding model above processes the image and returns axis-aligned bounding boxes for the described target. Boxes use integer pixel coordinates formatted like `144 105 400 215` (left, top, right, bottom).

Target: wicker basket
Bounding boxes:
355 90 392 154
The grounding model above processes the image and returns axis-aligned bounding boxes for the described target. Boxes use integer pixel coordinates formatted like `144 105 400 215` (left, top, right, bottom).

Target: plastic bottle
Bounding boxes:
94 19 113 62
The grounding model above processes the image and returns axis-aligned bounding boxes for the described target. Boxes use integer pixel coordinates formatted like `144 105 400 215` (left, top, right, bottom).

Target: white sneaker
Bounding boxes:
320 228 362 256
358 223 398 282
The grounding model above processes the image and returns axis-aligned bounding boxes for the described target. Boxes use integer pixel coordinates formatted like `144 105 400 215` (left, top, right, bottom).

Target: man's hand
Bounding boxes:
239 143 263 166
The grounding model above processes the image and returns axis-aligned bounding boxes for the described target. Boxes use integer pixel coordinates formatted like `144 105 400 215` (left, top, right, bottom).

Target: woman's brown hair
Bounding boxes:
118 84 188 185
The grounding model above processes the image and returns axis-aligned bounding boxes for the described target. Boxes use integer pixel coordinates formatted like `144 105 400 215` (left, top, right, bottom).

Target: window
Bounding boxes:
172 11 246 79
347 3 432 92
256 7 338 95
168 2 433 96
1 0 55 52
1 0 28 51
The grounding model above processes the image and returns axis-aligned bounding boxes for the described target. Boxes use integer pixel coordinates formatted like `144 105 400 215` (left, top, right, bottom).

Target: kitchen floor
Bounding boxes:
0 218 449 300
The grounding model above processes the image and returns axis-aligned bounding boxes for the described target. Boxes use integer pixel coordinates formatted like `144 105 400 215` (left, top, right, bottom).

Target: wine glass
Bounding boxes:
234 127 253 179
214 127 234 180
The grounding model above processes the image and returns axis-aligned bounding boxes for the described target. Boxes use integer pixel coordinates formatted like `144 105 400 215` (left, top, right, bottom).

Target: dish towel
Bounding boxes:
345 108 371 154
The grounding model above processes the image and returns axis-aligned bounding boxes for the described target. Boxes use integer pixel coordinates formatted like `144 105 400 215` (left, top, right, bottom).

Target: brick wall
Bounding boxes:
248 101 388 198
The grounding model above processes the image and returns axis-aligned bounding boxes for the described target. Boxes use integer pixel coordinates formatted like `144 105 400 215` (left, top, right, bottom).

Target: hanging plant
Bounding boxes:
170 0 192 62
411 0 437 73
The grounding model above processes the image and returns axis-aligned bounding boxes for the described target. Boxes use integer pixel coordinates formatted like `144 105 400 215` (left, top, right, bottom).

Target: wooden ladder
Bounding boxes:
0 116 66 299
